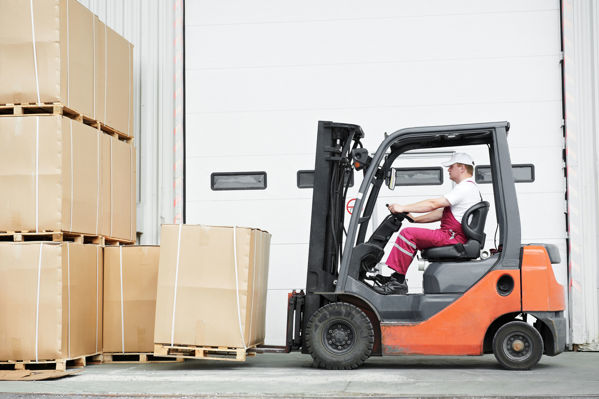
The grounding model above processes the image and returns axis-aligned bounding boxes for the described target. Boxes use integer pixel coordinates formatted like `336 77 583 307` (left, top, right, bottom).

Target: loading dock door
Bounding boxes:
184 1 565 344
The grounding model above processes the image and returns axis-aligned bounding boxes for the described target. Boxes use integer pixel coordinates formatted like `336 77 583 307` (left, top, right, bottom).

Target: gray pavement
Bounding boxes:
0 352 598 398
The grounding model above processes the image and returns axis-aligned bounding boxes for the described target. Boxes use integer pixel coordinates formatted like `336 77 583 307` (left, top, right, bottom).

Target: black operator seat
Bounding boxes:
421 201 490 261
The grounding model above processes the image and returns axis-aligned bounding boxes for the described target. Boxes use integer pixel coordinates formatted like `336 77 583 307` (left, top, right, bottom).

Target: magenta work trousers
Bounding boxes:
386 208 466 275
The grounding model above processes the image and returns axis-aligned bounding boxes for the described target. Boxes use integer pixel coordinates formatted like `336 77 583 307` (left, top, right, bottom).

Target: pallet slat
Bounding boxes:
99 122 133 142
154 343 254 362
0 231 104 244
104 237 136 246
0 354 102 372
103 352 183 364
0 231 134 245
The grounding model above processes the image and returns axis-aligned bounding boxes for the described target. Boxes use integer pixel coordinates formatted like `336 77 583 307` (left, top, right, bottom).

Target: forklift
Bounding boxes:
285 121 566 370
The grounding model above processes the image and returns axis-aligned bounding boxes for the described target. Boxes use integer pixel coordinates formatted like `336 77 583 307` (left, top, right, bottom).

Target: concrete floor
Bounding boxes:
0 352 598 398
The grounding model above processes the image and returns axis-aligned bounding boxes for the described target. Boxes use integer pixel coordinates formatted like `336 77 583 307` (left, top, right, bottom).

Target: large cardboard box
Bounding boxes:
103 246 159 353
155 225 271 349
0 0 134 137
0 242 103 361
0 115 135 241
100 131 136 242
94 18 134 137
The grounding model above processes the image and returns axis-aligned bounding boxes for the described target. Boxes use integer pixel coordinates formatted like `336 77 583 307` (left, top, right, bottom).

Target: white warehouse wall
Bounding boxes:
184 0 569 345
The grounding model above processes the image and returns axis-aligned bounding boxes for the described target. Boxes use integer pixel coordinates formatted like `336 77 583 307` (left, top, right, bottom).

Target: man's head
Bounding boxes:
442 153 474 183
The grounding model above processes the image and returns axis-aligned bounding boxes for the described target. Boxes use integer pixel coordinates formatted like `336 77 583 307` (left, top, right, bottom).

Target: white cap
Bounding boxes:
442 153 475 167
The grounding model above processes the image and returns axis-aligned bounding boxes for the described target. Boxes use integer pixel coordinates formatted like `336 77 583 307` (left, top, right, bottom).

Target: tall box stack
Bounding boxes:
0 0 135 368
0 0 136 242
154 225 271 360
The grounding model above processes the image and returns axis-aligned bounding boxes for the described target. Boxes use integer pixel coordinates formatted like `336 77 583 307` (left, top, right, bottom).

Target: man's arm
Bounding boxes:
388 197 450 214
411 208 444 223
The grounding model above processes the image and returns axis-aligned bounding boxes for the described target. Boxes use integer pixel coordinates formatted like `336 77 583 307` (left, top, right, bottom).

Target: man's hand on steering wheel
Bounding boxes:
386 204 415 223
387 203 404 214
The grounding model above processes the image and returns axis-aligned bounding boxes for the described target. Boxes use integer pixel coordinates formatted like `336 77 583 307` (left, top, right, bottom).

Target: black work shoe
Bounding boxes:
373 277 408 295
373 274 392 285
373 272 404 286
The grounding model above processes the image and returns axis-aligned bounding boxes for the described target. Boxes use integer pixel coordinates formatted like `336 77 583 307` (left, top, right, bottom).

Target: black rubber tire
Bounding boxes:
492 321 543 370
305 302 374 370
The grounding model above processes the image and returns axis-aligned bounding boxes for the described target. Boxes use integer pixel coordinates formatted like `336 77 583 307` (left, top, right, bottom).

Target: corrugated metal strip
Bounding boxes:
563 0 599 349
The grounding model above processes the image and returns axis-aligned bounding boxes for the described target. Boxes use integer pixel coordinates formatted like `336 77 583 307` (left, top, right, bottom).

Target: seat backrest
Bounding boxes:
461 201 490 245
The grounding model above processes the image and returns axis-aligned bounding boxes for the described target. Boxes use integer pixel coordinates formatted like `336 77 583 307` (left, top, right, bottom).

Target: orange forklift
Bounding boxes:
284 121 566 370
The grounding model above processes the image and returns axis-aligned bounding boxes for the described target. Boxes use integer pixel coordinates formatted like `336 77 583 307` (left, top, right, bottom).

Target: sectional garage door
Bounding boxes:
184 0 565 344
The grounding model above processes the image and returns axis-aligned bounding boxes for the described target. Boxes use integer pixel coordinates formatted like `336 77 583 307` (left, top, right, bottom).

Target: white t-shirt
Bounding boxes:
444 177 482 223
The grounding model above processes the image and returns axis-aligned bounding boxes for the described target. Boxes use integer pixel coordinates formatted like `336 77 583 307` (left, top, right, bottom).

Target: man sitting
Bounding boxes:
374 153 482 295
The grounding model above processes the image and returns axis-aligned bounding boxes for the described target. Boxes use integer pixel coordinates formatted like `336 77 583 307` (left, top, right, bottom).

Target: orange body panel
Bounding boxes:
381 269 521 355
521 245 565 312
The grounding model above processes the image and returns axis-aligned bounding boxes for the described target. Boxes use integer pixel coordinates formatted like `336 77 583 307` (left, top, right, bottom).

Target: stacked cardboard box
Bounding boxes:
0 116 135 241
0 242 103 362
0 0 135 367
0 0 134 137
103 246 160 354
154 225 271 351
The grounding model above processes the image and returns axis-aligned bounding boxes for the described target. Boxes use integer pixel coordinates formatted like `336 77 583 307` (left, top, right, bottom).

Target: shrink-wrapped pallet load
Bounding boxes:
103 246 159 354
154 225 271 353
0 242 103 364
0 116 135 242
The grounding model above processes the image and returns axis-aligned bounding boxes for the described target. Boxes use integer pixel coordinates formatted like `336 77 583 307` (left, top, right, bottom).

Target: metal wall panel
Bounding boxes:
563 0 599 349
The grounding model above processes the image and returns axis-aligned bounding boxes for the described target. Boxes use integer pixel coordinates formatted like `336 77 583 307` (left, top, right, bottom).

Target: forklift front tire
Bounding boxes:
305 302 374 370
492 321 543 370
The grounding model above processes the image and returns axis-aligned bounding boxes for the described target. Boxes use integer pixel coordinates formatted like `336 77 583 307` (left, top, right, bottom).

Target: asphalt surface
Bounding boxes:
0 352 598 398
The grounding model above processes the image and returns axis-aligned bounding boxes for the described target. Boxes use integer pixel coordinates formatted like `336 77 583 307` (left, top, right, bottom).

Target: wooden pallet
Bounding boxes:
154 343 254 362
0 353 102 372
99 122 133 143
103 352 184 364
104 237 136 246
0 103 97 126
0 231 104 244
0 103 132 142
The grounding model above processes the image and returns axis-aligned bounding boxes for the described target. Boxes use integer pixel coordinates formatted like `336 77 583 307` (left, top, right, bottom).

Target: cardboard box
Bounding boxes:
103 246 159 353
0 115 135 241
154 225 271 349
0 242 103 361
100 132 136 242
0 0 134 137
94 19 134 137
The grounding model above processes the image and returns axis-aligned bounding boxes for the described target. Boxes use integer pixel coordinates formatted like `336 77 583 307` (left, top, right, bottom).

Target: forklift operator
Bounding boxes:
374 153 482 295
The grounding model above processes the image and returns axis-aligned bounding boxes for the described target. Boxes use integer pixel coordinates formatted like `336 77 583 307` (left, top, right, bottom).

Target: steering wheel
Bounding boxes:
385 204 414 223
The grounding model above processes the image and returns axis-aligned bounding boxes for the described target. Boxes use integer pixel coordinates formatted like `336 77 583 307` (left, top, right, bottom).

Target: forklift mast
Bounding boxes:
288 121 364 352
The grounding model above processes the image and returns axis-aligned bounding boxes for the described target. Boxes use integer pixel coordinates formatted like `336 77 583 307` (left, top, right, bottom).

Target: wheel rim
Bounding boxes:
503 332 533 362
323 321 355 354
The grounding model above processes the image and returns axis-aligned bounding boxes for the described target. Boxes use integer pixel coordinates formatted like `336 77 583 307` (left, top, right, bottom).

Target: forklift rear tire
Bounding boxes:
305 302 374 370
492 321 543 370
